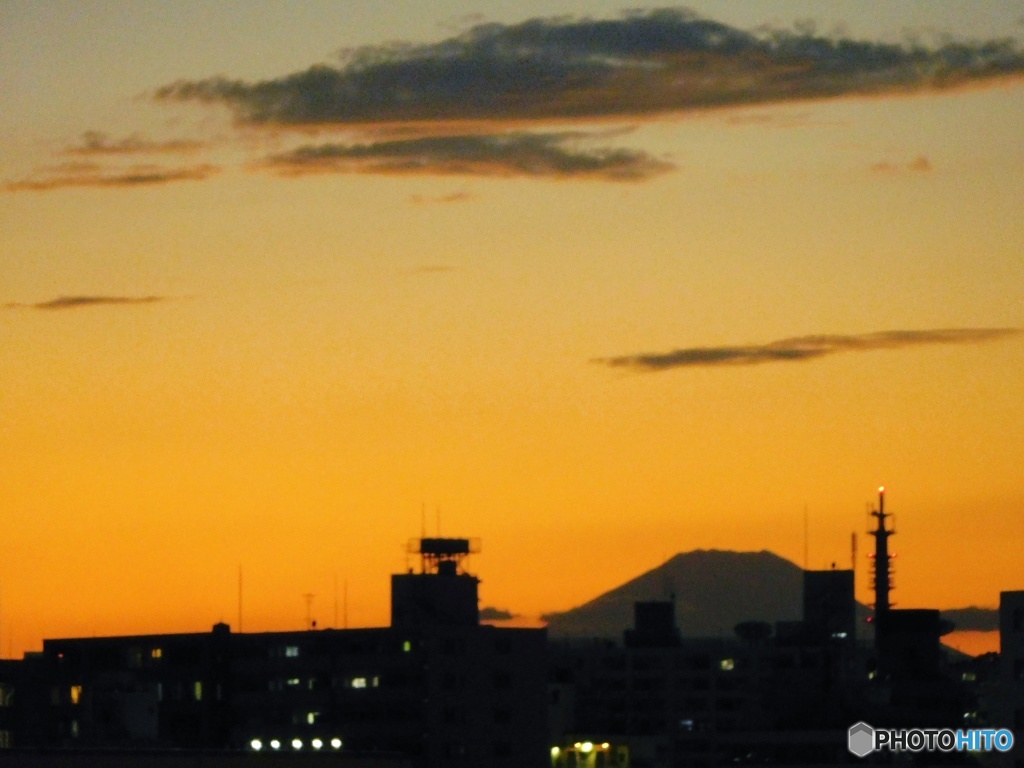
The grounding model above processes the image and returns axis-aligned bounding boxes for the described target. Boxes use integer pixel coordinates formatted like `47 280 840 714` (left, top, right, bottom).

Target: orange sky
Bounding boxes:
1 1 1022 658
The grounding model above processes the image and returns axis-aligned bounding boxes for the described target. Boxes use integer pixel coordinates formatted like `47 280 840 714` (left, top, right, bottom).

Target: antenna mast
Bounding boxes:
803 504 809 569
303 593 316 630
869 487 894 626
237 566 243 633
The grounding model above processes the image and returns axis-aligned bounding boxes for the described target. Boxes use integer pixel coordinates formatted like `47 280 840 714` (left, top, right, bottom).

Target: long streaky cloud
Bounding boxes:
5 164 219 192
5 295 168 311
154 9 1024 128
594 328 1021 372
65 131 205 156
261 133 672 181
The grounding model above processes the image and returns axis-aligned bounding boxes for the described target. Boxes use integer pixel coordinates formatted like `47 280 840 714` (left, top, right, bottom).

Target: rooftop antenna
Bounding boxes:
407 536 481 577
237 566 243 634
851 532 857 574
333 573 339 629
303 593 316 630
803 504 809 569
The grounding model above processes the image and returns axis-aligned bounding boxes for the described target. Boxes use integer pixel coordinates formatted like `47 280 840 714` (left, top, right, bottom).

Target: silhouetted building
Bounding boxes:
0 660 18 749
2 538 547 768
549 593 871 768
802 569 855 645
391 538 481 628
995 590 1024 767
625 602 681 649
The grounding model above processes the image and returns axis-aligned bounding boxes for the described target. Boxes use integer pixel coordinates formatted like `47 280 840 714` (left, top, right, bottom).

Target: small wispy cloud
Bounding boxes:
5 163 219 192
480 606 517 621
155 10 1024 129
870 155 933 173
409 191 472 205
5 295 168 311
594 328 1021 372
65 130 206 156
259 133 673 181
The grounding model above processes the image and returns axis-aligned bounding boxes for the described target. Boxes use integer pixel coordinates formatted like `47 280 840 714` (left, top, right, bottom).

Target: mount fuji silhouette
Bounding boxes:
542 549 870 639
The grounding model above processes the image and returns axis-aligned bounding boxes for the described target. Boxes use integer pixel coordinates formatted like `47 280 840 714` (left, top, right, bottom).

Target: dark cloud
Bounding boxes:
66 131 205 156
940 607 998 632
260 133 672 181
5 163 219 192
594 328 1021 372
480 606 516 621
5 296 167 311
154 9 1024 128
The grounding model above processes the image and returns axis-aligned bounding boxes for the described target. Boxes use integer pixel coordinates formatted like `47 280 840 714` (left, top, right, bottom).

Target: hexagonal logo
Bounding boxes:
848 722 875 758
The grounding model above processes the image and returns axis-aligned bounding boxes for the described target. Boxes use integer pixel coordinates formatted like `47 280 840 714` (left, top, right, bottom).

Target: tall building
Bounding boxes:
802 569 855 645
998 590 1024 767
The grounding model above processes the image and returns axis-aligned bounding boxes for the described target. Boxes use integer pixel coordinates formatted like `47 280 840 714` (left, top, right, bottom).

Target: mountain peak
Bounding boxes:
544 549 806 639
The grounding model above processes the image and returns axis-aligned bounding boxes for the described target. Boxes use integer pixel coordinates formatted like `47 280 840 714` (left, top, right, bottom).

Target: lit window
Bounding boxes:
719 658 735 671
70 720 79 738
151 648 162 659
286 678 301 687
351 677 367 689
402 640 412 652
193 681 203 701
372 676 380 687
69 685 83 705
306 711 319 725
285 645 300 658
962 672 977 682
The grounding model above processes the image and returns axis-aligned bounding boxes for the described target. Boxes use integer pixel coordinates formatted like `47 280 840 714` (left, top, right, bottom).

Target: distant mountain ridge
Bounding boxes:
541 549 994 640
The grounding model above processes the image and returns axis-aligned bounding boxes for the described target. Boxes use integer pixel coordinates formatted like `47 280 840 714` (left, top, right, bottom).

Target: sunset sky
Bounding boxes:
2 1 1022 658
